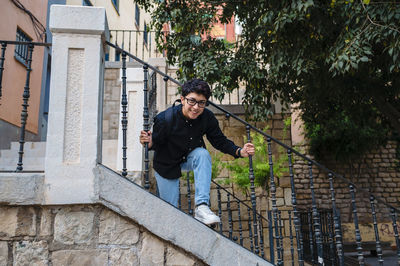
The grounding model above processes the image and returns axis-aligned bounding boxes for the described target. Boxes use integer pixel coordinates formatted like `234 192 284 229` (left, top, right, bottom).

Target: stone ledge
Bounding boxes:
0 173 44 205
50 5 106 35
0 167 272 265
97 164 272 266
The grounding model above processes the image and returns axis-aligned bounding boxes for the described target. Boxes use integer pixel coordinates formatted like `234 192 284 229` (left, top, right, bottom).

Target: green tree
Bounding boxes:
137 0 400 160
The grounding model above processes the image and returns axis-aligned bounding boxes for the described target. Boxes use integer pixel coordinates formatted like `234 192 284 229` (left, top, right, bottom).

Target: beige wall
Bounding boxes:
0 0 48 134
66 0 155 60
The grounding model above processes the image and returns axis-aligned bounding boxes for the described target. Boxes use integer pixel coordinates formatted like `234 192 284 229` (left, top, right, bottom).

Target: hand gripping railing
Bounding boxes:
0 40 51 172
106 41 400 265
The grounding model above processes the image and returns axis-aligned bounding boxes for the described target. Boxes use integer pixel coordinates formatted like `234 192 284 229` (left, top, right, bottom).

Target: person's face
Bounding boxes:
181 92 207 120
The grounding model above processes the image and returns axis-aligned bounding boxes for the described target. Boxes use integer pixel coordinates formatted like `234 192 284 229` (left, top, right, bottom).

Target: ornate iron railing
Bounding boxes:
0 40 51 172
300 209 339 265
106 41 400 265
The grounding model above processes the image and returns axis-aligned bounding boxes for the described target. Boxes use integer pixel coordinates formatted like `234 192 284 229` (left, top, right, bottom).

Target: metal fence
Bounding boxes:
0 40 51 172
106 41 400 265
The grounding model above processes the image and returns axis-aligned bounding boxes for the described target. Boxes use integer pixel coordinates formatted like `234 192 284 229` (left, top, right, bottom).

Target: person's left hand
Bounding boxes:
240 143 255 157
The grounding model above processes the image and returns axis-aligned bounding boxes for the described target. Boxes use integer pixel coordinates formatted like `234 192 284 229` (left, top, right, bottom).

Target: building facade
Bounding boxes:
0 0 49 148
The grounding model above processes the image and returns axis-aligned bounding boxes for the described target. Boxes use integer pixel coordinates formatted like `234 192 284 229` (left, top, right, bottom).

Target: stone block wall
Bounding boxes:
103 68 121 140
0 205 204 266
292 140 400 223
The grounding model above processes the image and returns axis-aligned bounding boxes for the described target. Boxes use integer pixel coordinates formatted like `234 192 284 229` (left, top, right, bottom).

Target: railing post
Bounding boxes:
278 211 284 262
267 137 282 265
288 149 304 266
143 64 150 190
349 184 365 265
390 208 400 264
247 207 254 252
289 211 295 266
227 194 233 240
327 212 335 265
370 195 384 265
237 199 243 246
246 125 259 255
16 43 34 171
217 186 223 233
328 173 344 265
258 214 265 258
308 161 324 265
308 211 315 265
121 52 128 177
0 42 7 102
268 210 275 264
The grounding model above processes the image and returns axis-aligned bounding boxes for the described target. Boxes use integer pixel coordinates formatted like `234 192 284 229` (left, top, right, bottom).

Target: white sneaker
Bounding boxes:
194 205 221 225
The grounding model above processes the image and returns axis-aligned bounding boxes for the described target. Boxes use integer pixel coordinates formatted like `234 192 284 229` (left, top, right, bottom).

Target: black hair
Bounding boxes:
181 79 212 100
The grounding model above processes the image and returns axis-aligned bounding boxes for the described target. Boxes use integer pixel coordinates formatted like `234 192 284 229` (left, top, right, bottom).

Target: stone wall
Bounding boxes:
0 205 204 266
292 140 400 223
103 67 121 140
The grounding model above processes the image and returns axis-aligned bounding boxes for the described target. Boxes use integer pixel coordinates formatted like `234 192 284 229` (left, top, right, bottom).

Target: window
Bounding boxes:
111 0 119 13
15 28 32 67
143 23 148 46
82 0 92 6
135 4 140 28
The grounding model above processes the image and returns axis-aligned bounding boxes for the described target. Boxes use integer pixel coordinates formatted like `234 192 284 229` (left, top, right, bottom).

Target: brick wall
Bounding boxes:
204 113 295 262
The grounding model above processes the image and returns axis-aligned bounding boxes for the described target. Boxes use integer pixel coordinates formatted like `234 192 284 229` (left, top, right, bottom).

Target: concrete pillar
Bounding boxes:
45 5 106 204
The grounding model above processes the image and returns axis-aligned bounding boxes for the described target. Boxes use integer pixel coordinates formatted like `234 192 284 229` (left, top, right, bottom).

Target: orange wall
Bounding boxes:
210 8 235 42
0 0 48 134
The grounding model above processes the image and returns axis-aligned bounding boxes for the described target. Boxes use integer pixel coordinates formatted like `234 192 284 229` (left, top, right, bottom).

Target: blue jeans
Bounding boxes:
155 147 212 207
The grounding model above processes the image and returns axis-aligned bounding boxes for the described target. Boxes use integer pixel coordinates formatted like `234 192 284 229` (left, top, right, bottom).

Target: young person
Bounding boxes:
140 79 255 225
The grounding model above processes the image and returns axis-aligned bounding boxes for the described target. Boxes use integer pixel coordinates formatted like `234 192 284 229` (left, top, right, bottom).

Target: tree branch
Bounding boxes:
360 0 400 34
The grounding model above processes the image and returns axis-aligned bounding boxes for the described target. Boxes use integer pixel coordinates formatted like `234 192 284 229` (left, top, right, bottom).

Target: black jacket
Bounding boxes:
151 104 240 179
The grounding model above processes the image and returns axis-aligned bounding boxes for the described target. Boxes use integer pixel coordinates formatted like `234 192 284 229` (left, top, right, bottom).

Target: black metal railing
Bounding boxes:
105 41 400 265
300 209 340 265
107 30 166 61
180 177 276 259
0 40 51 172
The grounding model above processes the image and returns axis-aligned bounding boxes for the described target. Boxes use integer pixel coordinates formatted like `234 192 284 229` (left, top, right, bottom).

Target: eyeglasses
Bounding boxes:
184 97 207 108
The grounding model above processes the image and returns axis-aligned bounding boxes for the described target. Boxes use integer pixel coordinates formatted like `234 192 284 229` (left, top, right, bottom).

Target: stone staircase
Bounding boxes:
0 142 46 171
0 165 274 265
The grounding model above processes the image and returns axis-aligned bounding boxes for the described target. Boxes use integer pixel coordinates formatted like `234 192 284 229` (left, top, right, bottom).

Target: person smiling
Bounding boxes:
140 79 255 225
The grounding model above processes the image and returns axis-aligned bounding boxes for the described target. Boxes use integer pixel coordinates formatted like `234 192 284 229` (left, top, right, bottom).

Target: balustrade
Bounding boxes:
106 40 400 265
1 37 399 265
